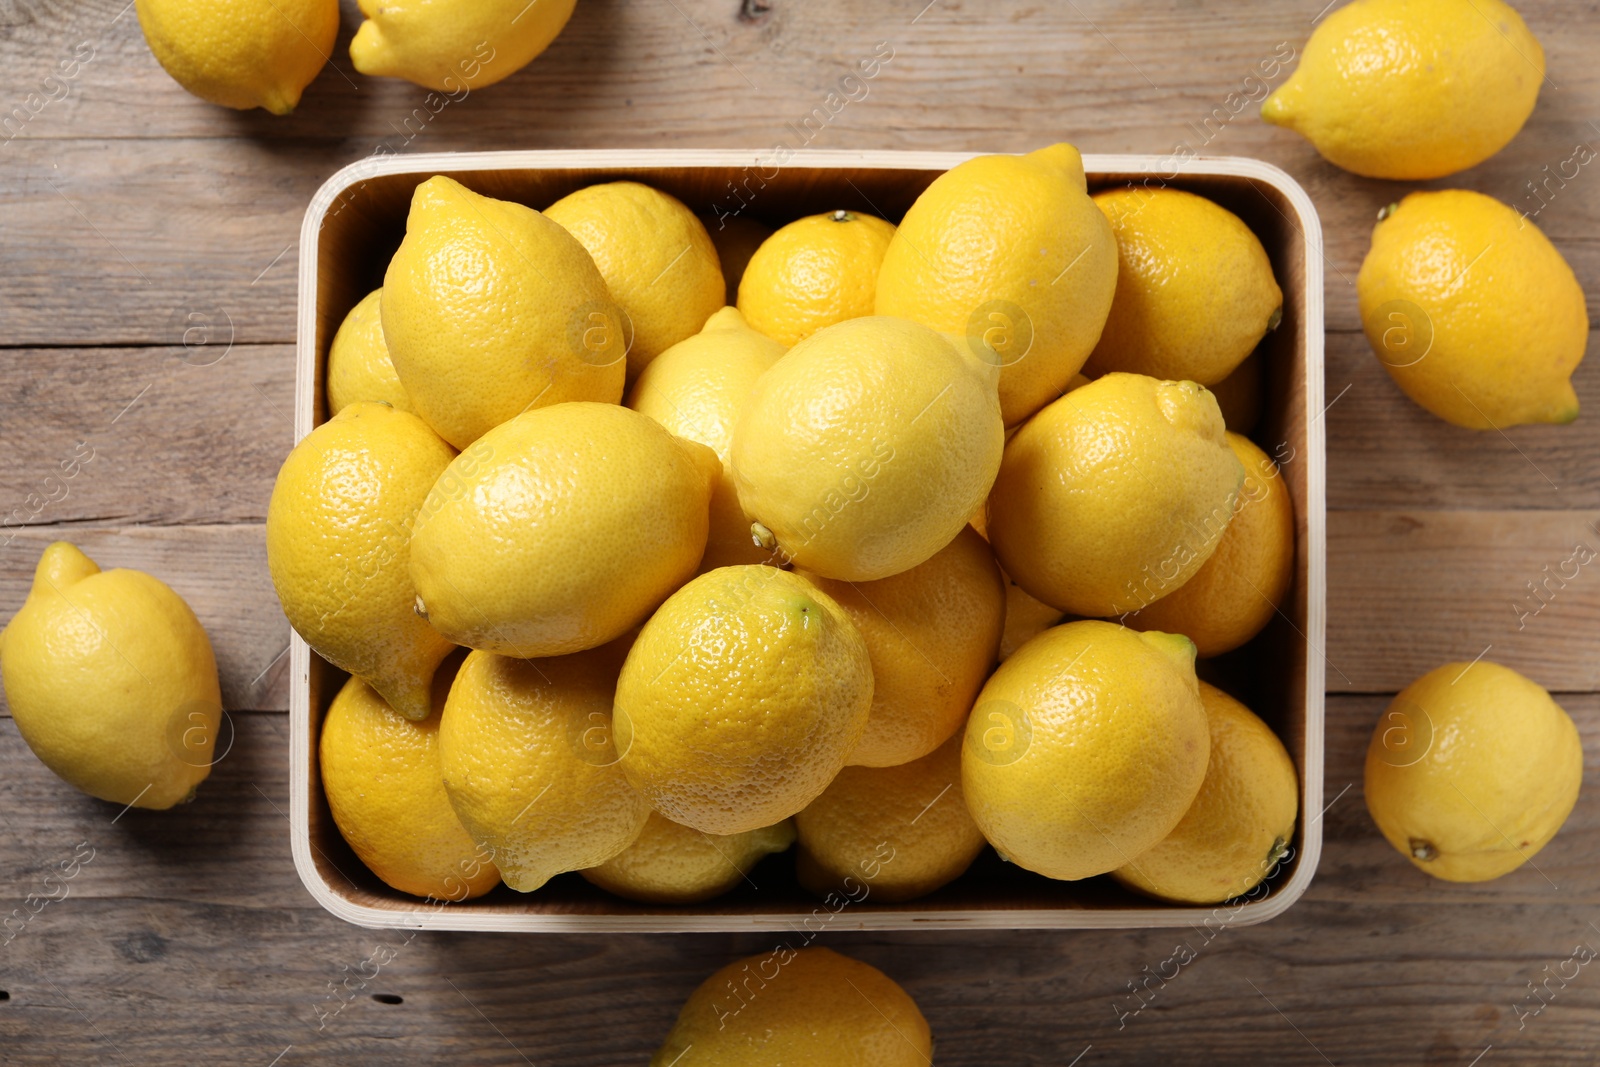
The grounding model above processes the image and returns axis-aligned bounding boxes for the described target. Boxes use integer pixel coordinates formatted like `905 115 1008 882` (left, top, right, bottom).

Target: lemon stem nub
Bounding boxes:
830 210 854 222
1266 306 1283 332
750 522 777 550
413 596 428 619
1409 838 1438 862
1377 203 1400 222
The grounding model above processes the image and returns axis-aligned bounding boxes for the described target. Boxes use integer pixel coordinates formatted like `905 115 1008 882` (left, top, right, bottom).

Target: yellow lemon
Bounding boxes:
1358 189 1586 429
439 641 650 892
0 543 222 810
581 813 796 905
408 402 716 657
382 175 625 449
962 620 1209 881
731 316 1004 581
1210 350 1263 434
704 215 772 305
1112 682 1298 904
737 210 897 347
795 734 985 903
267 402 456 721
614 566 872 835
350 0 577 92
1085 187 1282 386
998 574 1063 661
1128 433 1295 656
627 306 786 572
136 0 337 114
545 182 725 382
1365 660 1582 882
987 372 1244 618
1261 0 1545 180
803 526 1005 768
875 143 1118 426
326 289 413 416
652 947 931 1067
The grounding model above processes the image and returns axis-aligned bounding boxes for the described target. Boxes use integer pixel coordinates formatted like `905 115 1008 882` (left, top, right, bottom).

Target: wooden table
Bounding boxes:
2 1 1597 1062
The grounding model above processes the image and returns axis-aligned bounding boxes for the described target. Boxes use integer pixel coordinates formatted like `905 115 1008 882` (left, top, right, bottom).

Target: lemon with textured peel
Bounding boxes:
581 813 795 904
705 215 772 305
327 289 412 415
737 210 897 347
0 543 222 810
350 0 577 92
137 0 337 114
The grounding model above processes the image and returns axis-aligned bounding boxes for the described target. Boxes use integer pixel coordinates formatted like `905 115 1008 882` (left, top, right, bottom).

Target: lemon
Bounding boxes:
326 289 412 415
615 566 872 835
319 662 501 901
737 210 897 347
962 620 1209 881
1129 433 1295 656
731 316 1004 581
1211 350 1263 434
0 543 222 810
1084 187 1282 386
546 182 725 382
795 734 985 903
267 402 456 721
1112 682 1297 904
1261 0 1544 180
350 0 577 92
581 813 795 905
136 0 337 114
409 402 716 658
382 175 625 449
875 143 1118 426
1365 660 1582 882
705 215 772 305
439 641 649 892
803 526 1005 768
627 306 786 572
1358 189 1586 429
998 574 1063 661
652 947 931 1067
987 372 1244 618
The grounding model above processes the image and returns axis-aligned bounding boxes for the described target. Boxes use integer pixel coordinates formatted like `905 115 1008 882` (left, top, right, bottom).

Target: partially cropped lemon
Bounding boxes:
351 0 577 92
998 574 1063 661
731 316 1004 581
1261 0 1545 180
987 373 1244 618
1365 660 1582 883
803 526 1005 768
0 543 222 810
652 947 931 1067
705 215 772 305
1113 683 1297 904
546 182 725 382
267 402 456 721
1358 189 1587 429
439 642 650 892
1085 187 1282 386
320 662 500 902
581 813 795 905
615 566 872 835
137 0 337 114
382 175 625 449
326 289 412 415
628 306 786 571
737 210 897 347
876 143 1118 426
963 621 1209 881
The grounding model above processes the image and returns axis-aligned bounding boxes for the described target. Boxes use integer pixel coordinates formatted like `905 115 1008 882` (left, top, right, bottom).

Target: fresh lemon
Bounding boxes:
267 402 456 721
614 566 872 835
1261 0 1545 180
875 143 1118 426
987 372 1244 618
0 543 222 810
136 0 337 114
1128 433 1295 656
962 620 1209 881
439 641 650 892
545 182 725 382
382 175 625 449
1358 189 1586 429
326 289 412 415
1211 350 1262 433
803 526 1005 768
1365 660 1582 882
998 574 1063 661
581 813 795 905
652 947 931 1067
731 315 1004 581
1112 682 1297 904
1084 187 1282 386
705 215 772 305
350 0 577 92
737 210 897 347
627 306 786 572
